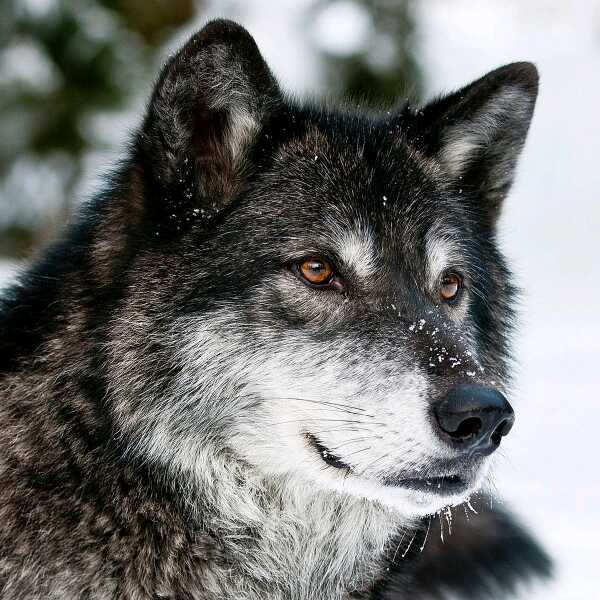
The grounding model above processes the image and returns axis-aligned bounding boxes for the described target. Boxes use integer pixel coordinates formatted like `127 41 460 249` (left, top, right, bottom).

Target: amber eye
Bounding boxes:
297 257 334 286
440 273 462 303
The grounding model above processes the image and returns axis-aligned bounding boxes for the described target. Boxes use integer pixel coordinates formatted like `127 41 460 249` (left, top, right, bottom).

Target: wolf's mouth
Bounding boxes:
381 474 470 495
305 433 351 471
306 433 472 495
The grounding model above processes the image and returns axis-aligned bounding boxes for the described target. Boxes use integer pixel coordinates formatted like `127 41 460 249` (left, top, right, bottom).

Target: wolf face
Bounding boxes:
105 21 537 519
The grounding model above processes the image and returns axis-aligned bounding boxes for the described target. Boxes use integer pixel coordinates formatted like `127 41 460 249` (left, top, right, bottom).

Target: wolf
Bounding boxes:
0 19 550 600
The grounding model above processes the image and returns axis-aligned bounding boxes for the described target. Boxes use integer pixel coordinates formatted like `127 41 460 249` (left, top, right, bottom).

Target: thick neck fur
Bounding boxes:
169 450 405 599
0 346 404 600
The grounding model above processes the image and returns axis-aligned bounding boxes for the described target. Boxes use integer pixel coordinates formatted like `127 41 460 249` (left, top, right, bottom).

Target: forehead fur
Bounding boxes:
272 108 441 179
262 108 444 217
250 114 464 263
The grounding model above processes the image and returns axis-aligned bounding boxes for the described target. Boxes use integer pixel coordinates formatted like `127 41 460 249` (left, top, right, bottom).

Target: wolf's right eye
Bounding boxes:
298 257 333 285
292 256 344 291
440 272 462 303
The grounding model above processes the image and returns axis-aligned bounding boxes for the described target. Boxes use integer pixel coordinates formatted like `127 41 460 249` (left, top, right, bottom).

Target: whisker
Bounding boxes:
401 529 418 558
419 517 432 552
273 397 372 417
357 451 390 476
272 426 374 442
312 425 373 434
234 393 370 416
342 446 371 458
277 406 372 418
391 530 407 565
329 436 381 450
265 418 383 427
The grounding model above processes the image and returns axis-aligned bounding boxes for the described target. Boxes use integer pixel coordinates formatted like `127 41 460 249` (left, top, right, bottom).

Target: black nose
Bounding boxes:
433 384 514 456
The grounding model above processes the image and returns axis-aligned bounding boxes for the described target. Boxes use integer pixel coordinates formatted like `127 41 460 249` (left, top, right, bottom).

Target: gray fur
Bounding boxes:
0 19 545 600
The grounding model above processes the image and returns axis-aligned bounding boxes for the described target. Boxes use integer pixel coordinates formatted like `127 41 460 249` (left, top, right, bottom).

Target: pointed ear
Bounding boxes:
412 62 538 225
138 20 281 228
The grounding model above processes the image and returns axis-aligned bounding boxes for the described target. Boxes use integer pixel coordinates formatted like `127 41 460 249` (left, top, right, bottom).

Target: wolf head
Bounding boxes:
104 20 538 518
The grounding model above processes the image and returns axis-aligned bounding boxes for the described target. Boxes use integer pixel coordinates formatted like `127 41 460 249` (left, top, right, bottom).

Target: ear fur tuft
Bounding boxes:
138 20 281 227
410 62 539 225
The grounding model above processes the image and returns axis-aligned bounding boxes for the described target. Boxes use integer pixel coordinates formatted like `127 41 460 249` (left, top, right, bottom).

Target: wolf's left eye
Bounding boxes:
298 257 334 285
292 256 345 291
440 273 462 303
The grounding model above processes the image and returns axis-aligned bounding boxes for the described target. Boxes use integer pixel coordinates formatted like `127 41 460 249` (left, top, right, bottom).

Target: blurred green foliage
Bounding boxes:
0 0 197 256
0 0 420 258
1 0 195 159
316 0 421 104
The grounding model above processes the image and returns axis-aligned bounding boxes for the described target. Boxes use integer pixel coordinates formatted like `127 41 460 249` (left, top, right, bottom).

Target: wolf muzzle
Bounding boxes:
433 384 515 456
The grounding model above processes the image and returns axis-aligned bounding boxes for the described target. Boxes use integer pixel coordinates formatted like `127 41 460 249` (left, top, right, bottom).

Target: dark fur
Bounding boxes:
377 497 551 599
0 20 550 599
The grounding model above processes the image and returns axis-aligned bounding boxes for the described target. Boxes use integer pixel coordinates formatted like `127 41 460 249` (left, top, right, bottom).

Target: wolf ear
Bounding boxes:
138 20 281 227
412 62 538 225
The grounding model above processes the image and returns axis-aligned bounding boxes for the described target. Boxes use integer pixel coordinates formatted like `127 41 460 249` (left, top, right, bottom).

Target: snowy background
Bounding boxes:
2 1 600 598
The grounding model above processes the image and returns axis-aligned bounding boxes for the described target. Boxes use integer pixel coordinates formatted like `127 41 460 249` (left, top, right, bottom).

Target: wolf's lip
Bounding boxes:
305 433 351 471
306 433 473 495
381 474 470 495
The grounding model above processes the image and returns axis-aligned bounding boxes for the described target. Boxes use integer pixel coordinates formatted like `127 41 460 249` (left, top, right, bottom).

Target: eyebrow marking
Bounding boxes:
425 227 461 280
334 224 378 281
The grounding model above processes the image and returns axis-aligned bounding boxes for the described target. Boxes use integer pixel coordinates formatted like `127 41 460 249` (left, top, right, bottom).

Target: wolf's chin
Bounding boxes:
347 475 481 517
290 457 487 519
301 432 489 516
